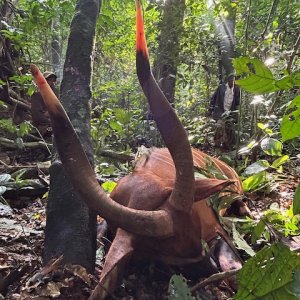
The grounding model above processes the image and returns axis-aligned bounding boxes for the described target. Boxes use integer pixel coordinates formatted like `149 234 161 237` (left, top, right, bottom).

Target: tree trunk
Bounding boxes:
153 0 185 104
0 0 19 81
51 17 62 80
216 1 237 76
43 0 101 273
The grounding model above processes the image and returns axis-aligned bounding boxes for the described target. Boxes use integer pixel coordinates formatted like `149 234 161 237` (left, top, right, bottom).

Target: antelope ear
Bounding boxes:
194 179 234 201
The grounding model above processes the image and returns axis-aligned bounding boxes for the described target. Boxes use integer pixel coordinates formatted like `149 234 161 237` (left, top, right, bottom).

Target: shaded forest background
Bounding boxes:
1 0 299 162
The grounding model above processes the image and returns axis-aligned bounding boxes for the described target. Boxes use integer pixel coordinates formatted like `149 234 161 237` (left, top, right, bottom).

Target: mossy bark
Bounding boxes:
153 0 185 104
43 0 101 273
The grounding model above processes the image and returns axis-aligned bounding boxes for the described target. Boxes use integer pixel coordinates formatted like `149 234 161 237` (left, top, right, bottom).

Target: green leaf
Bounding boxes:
18 122 30 137
233 57 277 94
232 223 255 257
275 75 293 90
242 172 267 192
251 220 266 244
260 138 282 156
27 85 36 96
109 120 123 132
233 57 253 74
243 160 270 176
292 71 300 86
235 243 300 300
288 269 300 297
281 95 300 142
101 181 117 193
114 108 131 125
293 183 300 215
271 155 289 168
168 274 195 300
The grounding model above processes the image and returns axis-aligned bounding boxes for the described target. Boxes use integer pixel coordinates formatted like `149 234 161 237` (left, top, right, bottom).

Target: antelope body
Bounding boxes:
30 1 248 299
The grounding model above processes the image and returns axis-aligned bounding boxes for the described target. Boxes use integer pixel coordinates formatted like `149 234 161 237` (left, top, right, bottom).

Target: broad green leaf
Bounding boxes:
236 76 277 94
271 155 289 168
260 138 282 156
114 108 131 125
232 223 255 257
101 181 117 193
281 95 300 142
275 75 293 90
0 174 11 184
233 57 277 94
288 268 300 296
233 57 253 74
235 243 300 300
168 274 195 300
243 160 270 176
293 183 300 215
242 172 267 192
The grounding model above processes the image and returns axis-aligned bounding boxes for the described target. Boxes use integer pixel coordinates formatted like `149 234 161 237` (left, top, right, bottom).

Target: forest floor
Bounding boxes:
0 146 299 300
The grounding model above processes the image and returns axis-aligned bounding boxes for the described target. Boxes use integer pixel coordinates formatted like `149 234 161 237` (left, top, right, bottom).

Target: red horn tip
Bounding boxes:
30 64 39 77
136 0 149 58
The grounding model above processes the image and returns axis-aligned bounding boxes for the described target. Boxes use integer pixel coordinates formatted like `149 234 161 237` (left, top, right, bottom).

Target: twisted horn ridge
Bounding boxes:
135 0 194 212
30 64 173 238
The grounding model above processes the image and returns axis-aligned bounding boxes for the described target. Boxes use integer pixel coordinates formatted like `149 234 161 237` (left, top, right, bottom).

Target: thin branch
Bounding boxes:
9 96 31 111
190 269 239 293
0 137 51 151
244 0 252 55
260 0 279 40
98 149 134 163
287 32 300 73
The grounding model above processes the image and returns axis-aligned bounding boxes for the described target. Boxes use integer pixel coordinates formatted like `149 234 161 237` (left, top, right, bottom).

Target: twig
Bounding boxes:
190 269 239 293
260 0 279 40
99 149 134 163
0 159 9 167
287 32 300 73
0 137 52 151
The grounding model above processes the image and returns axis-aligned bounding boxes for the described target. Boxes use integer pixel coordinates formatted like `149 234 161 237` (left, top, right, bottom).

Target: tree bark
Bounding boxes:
153 0 186 104
43 0 101 273
216 1 237 77
51 17 62 80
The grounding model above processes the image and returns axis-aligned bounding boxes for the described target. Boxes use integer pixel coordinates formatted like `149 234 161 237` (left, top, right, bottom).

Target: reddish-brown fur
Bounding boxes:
91 148 245 299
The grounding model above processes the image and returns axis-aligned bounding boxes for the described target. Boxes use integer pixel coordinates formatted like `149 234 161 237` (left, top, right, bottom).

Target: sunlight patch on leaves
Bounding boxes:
242 172 267 192
243 160 270 176
233 57 277 94
260 138 282 156
271 155 289 168
101 181 117 193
